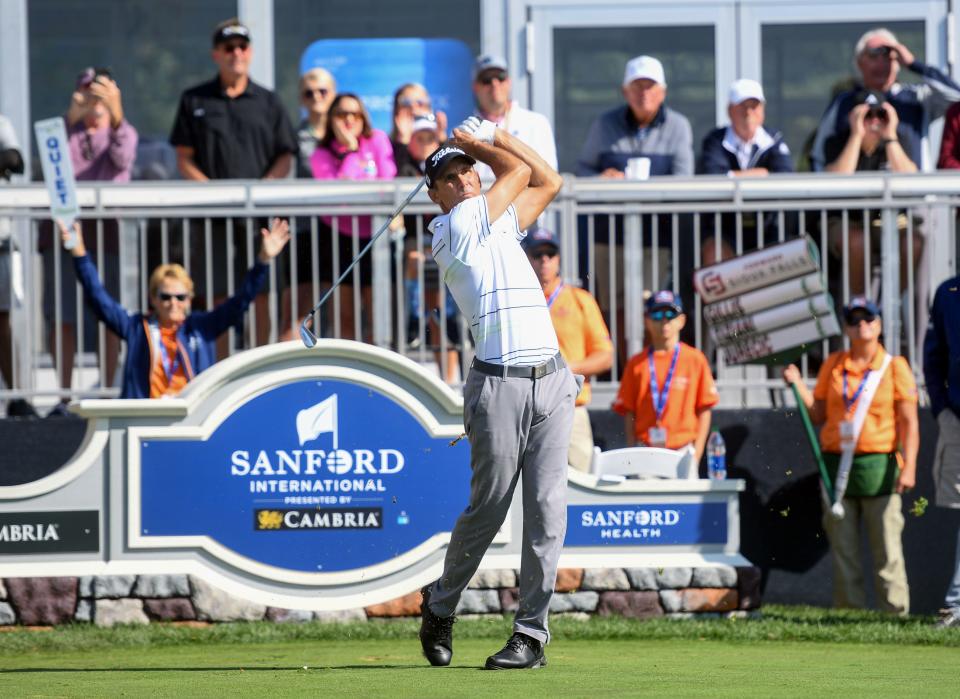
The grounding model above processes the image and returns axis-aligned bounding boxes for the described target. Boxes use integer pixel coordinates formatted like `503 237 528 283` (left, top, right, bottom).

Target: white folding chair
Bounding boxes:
589 446 697 484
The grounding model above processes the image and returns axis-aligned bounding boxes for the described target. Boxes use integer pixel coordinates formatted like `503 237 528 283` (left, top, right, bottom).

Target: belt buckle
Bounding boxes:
533 363 546 380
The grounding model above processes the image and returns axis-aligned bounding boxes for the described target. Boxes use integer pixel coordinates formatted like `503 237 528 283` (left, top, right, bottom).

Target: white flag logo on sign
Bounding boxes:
296 395 338 448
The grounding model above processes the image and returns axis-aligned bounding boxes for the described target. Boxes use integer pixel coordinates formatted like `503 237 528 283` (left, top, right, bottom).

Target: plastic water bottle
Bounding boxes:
707 429 727 480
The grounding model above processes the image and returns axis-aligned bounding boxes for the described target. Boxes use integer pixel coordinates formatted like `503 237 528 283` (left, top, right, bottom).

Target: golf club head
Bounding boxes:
299 315 319 348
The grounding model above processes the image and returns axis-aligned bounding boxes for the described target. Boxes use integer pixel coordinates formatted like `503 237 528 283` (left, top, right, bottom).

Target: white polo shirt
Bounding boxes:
473 102 558 181
430 195 559 366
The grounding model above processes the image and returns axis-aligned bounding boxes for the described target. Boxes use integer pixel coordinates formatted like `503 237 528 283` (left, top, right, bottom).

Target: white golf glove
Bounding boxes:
457 116 496 144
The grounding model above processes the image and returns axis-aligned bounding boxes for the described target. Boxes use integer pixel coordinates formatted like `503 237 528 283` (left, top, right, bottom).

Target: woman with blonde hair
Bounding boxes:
58 218 289 399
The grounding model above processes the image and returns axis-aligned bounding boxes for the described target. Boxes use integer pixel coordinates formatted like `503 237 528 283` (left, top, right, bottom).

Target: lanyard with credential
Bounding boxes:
546 281 565 308
159 340 182 382
648 344 680 426
842 368 872 414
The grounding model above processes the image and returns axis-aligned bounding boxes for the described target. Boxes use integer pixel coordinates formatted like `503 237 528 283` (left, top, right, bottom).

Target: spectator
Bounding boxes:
811 27 960 172
783 297 917 615
41 66 137 416
612 290 718 473
58 218 289 399
277 67 337 342
310 93 397 341
923 274 960 627
576 56 695 343
937 101 960 169
824 90 921 296
471 54 557 181
524 228 613 471
390 83 446 177
170 18 297 348
0 113 35 417
296 68 337 178
577 55 693 178
698 78 794 266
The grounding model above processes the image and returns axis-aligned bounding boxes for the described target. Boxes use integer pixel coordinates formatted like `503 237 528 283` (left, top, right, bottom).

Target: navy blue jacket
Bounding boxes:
811 60 960 171
698 126 794 174
73 254 269 398
924 275 960 419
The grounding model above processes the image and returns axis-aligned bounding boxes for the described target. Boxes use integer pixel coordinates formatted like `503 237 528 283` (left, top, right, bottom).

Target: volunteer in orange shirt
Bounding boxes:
524 228 613 471
783 296 918 615
613 290 718 469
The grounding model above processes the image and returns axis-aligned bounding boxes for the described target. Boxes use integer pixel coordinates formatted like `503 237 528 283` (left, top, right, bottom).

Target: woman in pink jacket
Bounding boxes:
311 93 396 341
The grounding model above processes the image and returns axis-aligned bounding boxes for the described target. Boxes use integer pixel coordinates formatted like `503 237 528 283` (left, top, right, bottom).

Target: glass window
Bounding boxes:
273 0 480 128
28 0 236 151
761 21 925 170
553 25 716 174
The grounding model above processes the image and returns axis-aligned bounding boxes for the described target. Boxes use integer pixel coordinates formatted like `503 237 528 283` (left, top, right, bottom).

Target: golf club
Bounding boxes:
300 177 427 348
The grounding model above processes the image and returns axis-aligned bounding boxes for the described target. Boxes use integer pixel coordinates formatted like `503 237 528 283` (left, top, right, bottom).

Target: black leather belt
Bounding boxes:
471 353 565 379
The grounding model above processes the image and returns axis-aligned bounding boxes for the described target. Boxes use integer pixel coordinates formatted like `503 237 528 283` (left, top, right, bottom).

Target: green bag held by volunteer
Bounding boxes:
823 452 898 497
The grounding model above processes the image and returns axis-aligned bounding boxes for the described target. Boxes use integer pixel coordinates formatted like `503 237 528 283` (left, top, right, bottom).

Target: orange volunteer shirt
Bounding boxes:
612 342 719 448
547 283 613 406
813 347 917 454
149 326 189 398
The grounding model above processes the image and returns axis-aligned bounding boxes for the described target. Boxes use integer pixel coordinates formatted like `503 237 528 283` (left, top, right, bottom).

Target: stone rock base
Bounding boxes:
0 567 761 627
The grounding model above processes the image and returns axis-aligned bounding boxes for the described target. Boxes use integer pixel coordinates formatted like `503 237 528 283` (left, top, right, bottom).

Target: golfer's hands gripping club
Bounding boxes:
455 116 496 144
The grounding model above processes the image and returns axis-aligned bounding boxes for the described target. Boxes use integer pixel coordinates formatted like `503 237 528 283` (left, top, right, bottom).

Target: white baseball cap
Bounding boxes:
728 78 765 106
623 56 666 87
412 113 438 134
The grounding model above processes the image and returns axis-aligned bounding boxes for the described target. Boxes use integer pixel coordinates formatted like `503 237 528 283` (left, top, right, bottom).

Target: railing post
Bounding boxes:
623 211 644 358
880 183 900 357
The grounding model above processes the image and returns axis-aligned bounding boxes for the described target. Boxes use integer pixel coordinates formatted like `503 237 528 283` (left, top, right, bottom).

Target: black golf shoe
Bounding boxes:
419 585 455 666
484 632 546 670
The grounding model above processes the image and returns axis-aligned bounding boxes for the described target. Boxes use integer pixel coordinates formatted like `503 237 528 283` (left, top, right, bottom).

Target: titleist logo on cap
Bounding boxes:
430 146 464 167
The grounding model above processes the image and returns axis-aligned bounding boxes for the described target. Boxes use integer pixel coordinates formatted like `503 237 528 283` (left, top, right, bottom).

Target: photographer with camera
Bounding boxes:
823 89 921 297
39 66 138 416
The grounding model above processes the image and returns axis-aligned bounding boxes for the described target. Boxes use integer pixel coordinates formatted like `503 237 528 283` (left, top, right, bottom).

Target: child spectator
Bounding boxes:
612 290 719 470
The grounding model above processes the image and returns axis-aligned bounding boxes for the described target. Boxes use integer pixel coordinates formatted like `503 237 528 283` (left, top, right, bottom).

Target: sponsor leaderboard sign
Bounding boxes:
139 380 469 573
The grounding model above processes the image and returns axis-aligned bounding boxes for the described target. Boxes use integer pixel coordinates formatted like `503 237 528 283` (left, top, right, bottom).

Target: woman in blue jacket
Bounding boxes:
57 218 289 400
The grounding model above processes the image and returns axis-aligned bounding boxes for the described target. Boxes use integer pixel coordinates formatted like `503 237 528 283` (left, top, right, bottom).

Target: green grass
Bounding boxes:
0 607 958 697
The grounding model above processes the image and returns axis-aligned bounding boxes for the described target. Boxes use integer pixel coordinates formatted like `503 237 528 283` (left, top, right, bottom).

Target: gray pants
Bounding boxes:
428 362 578 644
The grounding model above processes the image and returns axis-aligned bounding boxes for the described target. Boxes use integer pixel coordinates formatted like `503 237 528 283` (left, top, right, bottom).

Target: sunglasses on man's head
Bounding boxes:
302 87 329 99
478 70 509 85
159 292 189 302
647 309 680 321
845 311 877 326
864 46 892 58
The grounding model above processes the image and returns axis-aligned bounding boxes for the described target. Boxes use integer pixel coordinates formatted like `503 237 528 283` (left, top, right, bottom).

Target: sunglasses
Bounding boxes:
528 249 558 260
158 292 189 302
863 46 892 58
400 97 431 109
302 87 330 99
845 312 877 326
334 110 362 119
477 70 509 85
647 309 680 321
220 41 249 53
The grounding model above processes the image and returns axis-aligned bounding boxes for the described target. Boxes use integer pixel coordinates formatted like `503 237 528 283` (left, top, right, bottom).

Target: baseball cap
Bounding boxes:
212 20 251 47
855 89 887 108
645 289 683 315
412 113 439 135
424 144 476 188
623 55 666 87
473 54 509 80
522 228 560 254
843 296 881 321
728 78 765 105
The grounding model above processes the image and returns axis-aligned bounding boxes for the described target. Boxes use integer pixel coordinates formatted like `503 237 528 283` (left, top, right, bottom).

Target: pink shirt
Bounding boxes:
310 129 397 238
68 119 138 182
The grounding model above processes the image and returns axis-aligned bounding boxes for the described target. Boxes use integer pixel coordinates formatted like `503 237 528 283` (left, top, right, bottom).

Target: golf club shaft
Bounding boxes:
303 178 426 330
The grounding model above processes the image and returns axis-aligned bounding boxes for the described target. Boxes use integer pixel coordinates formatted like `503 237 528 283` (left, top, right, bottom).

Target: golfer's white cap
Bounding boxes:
623 55 665 87
728 78 765 106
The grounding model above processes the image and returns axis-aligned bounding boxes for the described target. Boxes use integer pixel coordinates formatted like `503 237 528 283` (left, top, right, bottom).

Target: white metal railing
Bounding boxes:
0 172 956 413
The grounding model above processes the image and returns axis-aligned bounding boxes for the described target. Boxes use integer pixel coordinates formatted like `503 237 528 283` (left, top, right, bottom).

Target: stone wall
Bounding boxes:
0 567 761 627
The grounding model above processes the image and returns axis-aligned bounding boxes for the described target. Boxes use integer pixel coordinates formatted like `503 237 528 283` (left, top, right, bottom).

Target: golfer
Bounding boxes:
418 118 578 670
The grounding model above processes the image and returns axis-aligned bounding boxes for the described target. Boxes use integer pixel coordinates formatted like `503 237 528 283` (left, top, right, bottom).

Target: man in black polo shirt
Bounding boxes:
170 18 296 348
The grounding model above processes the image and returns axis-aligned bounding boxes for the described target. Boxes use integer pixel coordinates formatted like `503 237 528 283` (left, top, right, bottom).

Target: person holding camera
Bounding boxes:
40 67 138 416
823 89 921 297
